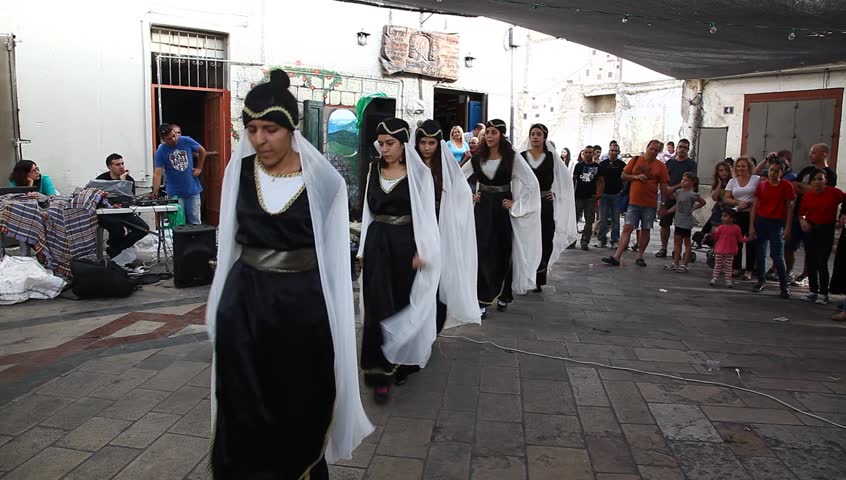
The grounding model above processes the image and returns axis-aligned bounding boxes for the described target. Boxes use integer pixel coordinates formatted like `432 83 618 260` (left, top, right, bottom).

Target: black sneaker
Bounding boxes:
655 249 668 258
496 301 508 312
567 242 576 250
780 288 790 299
581 244 590 251
533 286 543 293
753 282 765 292
601 256 620 266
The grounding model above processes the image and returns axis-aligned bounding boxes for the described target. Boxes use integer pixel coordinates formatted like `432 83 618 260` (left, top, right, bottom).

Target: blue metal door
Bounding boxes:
468 101 482 130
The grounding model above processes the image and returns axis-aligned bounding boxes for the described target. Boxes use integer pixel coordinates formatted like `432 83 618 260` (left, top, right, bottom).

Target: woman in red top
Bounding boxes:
797 169 846 304
749 158 796 297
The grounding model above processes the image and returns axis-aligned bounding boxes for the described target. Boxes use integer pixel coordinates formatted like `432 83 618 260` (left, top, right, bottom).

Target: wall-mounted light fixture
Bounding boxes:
357 29 370 46
464 54 476 68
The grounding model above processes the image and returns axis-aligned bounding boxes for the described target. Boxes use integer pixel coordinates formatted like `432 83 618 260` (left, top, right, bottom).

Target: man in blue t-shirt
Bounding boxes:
152 123 206 224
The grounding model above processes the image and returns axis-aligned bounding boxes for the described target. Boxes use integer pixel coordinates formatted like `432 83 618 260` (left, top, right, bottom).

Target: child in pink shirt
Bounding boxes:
710 209 748 288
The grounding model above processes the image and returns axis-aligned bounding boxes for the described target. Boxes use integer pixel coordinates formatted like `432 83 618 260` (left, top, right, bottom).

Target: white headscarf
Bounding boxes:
462 141 542 294
520 135 579 271
357 140 442 367
436 139 480 328
206 130 373 463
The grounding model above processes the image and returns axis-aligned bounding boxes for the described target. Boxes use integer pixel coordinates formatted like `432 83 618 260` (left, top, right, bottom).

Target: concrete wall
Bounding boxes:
694 68 846 188
1 0 519 194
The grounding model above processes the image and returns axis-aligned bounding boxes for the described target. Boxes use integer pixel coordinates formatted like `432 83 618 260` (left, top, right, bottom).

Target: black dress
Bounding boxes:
522 151 554 287
213 155 335 480
829 226 846 294
471 155 513 305
361 162 417 386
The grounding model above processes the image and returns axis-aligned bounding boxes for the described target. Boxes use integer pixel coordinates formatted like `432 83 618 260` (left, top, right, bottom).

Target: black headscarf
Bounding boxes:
242 69 299 130
376 118 410 143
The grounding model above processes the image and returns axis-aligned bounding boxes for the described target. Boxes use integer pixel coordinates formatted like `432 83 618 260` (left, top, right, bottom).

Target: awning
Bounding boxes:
340 0 846 79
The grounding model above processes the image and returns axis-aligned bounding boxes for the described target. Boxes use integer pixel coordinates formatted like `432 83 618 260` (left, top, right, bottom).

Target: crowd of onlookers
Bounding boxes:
561 138 846 322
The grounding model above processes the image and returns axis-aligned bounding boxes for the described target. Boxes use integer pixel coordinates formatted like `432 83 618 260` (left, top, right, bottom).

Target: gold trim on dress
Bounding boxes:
379 168 408 194
254 157 305 215
256 155 302 178
243 105 298 127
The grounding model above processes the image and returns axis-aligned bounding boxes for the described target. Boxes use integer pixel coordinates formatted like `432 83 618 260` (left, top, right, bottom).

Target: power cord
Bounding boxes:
439 335 846 430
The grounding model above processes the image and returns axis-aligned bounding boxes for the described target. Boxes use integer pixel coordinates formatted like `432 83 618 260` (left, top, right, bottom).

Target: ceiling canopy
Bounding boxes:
342 0 846 79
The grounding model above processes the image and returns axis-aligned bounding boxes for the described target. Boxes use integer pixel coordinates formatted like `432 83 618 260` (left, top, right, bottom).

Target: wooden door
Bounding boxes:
202 90 231 226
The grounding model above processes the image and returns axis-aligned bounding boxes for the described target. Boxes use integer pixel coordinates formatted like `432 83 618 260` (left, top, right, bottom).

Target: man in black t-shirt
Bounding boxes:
572 154 601 250
595 144 626 248
96 153 149 258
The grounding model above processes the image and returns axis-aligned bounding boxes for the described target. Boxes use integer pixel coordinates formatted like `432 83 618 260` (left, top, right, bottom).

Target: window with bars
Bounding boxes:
151 27 228 89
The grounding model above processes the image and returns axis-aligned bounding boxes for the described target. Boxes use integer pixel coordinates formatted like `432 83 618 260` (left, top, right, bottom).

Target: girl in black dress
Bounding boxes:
463 119 541 319
415 120 480 332
207 70 372 479
520 123 578 291
358 118 440 403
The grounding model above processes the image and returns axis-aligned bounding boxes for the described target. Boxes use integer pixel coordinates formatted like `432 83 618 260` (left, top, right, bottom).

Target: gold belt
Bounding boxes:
239 246 318 273
478 184 511 193
372 214 412 225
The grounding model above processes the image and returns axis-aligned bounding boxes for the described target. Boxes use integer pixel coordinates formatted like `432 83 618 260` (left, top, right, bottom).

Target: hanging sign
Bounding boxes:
380 26 460 81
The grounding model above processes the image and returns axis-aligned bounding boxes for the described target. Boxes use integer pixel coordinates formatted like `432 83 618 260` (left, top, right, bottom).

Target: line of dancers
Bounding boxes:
204 69 578 479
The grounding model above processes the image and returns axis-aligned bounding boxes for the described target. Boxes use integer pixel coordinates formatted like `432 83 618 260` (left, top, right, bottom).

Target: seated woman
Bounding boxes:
9 160 57 196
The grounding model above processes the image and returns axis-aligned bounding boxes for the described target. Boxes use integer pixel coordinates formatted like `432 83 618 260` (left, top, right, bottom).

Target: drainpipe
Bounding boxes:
688 79 705 157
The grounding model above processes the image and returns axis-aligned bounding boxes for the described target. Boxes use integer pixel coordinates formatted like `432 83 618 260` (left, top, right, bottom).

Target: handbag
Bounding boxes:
70 257 139 299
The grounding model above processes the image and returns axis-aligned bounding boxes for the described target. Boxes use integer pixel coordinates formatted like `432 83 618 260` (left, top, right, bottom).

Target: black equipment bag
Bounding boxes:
70 258 139 299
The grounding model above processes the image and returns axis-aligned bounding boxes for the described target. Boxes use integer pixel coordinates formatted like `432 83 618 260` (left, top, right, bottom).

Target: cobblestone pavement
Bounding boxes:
1 241 845 479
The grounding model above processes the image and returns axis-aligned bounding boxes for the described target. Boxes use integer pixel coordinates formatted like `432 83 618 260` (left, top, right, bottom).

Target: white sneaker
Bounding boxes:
709 278 718 287
724 280 733 288
801 292 818 302
815 295 829 305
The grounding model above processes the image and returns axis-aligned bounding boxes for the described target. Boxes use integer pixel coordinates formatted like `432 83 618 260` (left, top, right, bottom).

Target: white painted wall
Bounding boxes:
697 69 846 189
1 0 519 194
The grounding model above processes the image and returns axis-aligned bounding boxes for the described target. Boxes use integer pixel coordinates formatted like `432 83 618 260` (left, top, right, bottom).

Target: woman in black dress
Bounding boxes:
520 123 577 291
415 120 479 332
463 119 541 318
359 118 440 402
207 70 372 479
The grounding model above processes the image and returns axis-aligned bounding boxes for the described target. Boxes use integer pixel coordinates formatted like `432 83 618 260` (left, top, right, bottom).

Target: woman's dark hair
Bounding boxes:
561 147 571 161
415 139 443 195
712 161 732 189
477 128 515 173
9 160 37 187
722 208 738 222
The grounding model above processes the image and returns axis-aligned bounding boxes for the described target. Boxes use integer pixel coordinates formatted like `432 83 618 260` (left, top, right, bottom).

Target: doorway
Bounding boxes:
151 86 231 225
433 88 487 135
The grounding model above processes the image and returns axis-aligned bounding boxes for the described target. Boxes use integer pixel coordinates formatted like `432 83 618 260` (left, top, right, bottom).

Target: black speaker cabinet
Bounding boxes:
173 224 217 288
357 97 397 213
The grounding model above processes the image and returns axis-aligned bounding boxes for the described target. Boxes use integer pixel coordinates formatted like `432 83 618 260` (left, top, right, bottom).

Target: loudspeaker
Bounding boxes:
357 97 397 212
173 224 217 288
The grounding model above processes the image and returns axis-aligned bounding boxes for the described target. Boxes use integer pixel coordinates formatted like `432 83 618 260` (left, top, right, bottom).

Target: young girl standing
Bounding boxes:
709 209 748 287
797 169 845 304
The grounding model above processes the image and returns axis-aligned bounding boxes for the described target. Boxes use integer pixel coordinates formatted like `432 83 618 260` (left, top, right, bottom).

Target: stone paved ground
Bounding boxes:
1 238 846 479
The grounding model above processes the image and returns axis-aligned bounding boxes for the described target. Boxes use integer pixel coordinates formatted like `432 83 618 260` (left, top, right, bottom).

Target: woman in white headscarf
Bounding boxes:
206 69 372 479
520 123 578 291
415 120 479 331
463 119 541 318
358 118 441 403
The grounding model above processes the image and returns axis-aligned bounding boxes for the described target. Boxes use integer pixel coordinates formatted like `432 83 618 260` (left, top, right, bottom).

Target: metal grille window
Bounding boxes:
151 27 228 88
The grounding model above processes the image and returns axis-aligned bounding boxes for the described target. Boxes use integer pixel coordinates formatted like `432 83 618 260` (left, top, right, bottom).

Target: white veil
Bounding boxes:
519 138 579 271
463 142 542 295
437 140 480 329
357 140 441 367
206 130 373 463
